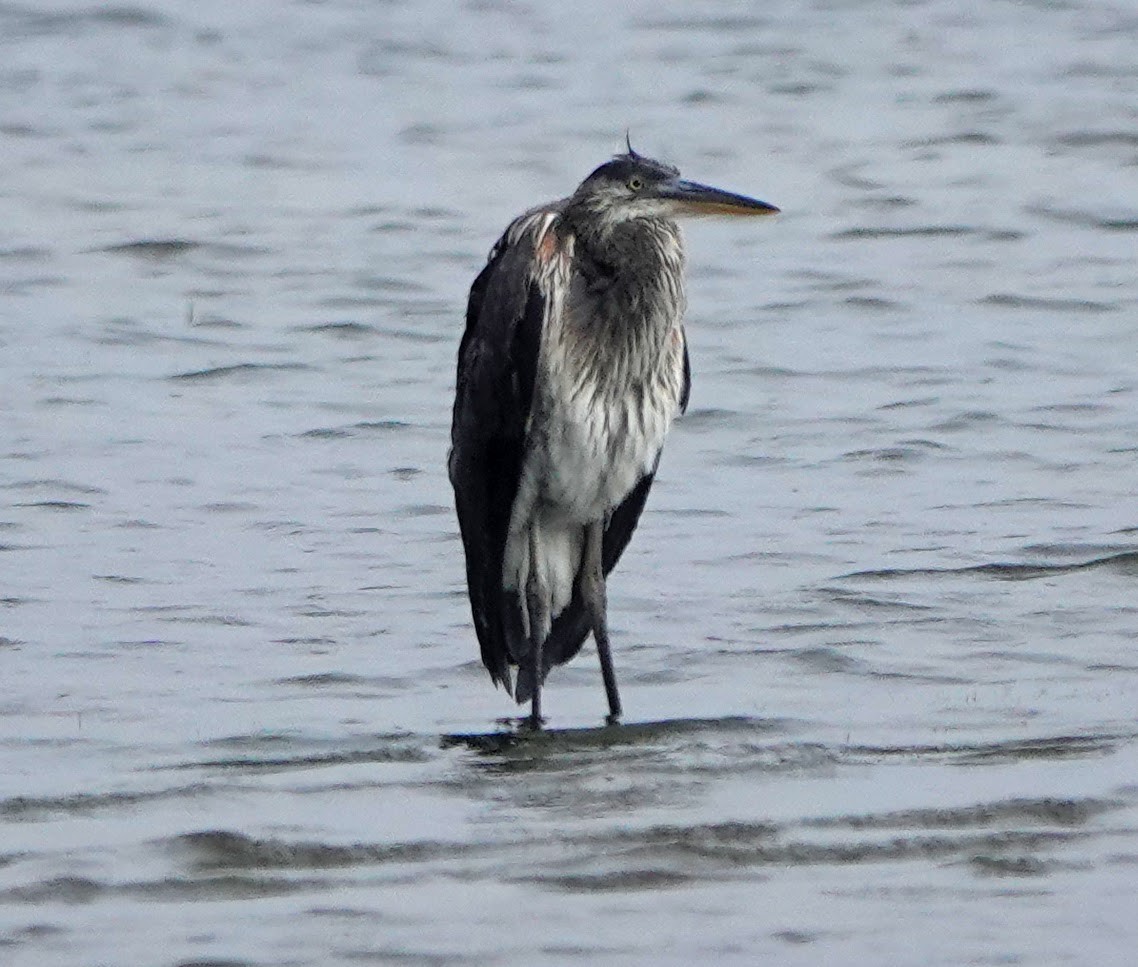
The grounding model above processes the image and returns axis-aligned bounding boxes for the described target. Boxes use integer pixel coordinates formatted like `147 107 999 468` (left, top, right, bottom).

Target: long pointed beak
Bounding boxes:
654 178 779 217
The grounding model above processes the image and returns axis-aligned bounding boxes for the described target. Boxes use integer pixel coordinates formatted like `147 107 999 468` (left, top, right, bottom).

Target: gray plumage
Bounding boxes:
449 146 777 728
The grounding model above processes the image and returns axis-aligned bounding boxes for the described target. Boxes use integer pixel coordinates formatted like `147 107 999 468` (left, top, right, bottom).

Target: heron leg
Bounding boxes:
582 521 622 724
524 572 548 730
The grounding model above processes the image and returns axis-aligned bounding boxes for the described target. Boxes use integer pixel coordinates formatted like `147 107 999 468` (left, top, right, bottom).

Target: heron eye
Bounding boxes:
628 177 643 191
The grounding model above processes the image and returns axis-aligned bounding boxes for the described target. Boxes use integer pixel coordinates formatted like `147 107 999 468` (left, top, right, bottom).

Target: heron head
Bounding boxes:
570 147 779 226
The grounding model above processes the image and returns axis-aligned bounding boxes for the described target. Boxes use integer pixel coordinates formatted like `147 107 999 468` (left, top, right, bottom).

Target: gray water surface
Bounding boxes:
3 1 1138 964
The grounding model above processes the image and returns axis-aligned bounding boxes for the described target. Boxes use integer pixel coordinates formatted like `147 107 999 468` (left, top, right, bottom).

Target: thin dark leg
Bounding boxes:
583 522 622 724
529 638 543 729
525 577 546 730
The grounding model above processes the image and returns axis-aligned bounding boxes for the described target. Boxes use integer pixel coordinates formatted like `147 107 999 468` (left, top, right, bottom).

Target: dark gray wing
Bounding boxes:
449 214 551 696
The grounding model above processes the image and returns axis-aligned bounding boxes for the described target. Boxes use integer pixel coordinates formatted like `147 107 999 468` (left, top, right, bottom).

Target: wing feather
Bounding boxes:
449 213 553 694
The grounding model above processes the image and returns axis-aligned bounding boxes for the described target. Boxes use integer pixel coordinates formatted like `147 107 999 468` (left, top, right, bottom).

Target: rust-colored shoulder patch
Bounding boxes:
535 224 560 265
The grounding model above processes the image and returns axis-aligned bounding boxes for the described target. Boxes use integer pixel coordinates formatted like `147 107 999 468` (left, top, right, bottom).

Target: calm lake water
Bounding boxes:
3 1 1137 964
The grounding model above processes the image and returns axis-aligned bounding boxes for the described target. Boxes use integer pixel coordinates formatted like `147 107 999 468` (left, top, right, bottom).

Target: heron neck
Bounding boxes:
568 216 685 301
559 216 687 375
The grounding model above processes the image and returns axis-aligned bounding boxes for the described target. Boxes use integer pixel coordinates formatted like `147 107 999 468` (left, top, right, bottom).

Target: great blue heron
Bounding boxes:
449 144 778 728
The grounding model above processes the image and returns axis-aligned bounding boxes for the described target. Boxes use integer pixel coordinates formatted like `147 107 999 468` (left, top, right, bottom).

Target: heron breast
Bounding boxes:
537 353 681 523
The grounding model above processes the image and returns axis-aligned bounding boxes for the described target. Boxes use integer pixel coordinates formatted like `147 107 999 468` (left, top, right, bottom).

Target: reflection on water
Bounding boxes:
3 0 1138 964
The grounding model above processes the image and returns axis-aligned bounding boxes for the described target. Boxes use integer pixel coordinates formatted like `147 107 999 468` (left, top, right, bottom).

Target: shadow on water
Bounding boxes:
441 714 785 756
